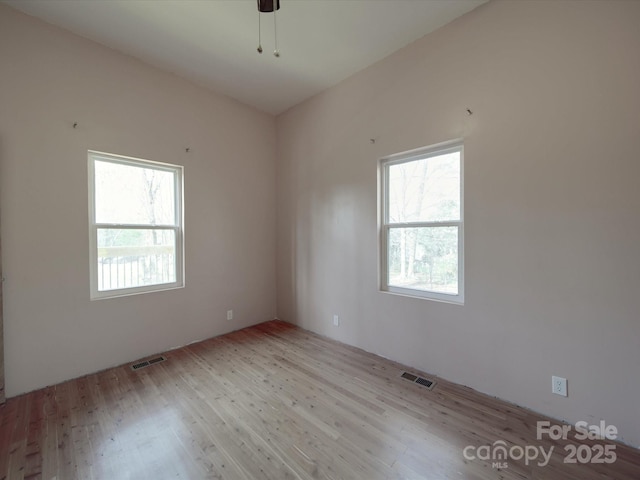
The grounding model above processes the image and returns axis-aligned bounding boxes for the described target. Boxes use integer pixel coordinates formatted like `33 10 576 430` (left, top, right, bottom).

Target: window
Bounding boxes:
88 151 184 299
380 140 463 303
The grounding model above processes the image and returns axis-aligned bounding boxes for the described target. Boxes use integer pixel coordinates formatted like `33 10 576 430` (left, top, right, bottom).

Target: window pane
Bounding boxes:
388 226 458 294
97 228 176 291
388 151 460 223
95 160 176 225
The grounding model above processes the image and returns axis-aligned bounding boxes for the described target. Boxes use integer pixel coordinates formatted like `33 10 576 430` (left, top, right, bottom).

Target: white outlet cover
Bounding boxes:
552 376 567 397
227 310 233 320
333 315 339 326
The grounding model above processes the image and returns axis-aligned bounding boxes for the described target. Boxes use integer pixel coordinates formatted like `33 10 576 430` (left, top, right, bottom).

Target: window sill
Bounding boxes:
379 287 464 305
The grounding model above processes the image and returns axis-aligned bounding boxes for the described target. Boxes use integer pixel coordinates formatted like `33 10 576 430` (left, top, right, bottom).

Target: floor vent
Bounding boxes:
130 355 166 371
401 371 436 390
400 372 418 382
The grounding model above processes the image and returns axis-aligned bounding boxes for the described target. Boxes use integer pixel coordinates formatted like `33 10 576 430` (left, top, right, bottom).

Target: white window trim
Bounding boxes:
379 139 464 304
88 150 184 300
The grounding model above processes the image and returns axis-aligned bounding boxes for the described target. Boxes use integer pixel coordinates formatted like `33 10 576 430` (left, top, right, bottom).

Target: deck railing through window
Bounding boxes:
97 245 176 291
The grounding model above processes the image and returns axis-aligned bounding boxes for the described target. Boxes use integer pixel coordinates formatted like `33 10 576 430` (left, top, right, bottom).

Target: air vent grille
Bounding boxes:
401 371 436 391
130 355 166 371
415 377 434 389
401 372 418 382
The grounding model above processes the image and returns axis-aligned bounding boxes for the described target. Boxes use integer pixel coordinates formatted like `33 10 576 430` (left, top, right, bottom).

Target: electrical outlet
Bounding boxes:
552 376 567 396
227 310 233 321
333 314 339 326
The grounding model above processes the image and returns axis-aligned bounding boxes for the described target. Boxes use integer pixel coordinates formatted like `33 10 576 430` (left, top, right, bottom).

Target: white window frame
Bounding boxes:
379 139 464 304
88 150 184 300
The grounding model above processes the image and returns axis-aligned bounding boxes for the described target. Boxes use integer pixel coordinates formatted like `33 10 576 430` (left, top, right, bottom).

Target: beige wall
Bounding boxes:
0 5 276 396
276 0 640 447
2 0 640 450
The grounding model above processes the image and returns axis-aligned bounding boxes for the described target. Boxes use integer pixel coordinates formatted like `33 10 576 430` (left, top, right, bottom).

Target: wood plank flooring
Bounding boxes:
0 320 638 479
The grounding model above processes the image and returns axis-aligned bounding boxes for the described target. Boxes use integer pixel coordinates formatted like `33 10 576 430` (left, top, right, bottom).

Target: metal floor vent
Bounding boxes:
130 355 166 371
401 371 436 390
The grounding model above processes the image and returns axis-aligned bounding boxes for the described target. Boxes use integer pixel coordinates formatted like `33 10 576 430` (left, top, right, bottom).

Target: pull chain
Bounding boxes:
256 0 280 58
257 11 263 53
273 6 280 57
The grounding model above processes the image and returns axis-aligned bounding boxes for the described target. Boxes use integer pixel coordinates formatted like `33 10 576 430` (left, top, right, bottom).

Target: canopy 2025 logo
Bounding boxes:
462 420 617 469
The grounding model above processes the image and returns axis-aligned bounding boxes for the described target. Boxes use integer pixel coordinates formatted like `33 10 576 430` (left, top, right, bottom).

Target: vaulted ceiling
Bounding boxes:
3 0 487 114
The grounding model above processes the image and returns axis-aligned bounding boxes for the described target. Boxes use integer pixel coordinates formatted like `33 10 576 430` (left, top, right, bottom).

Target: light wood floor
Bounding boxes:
0 320 638 479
